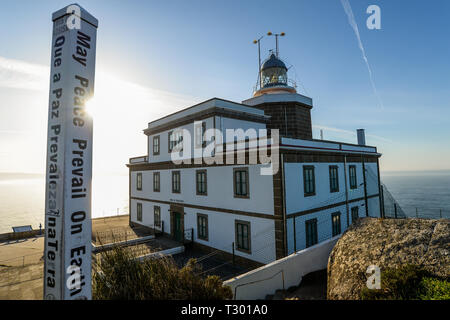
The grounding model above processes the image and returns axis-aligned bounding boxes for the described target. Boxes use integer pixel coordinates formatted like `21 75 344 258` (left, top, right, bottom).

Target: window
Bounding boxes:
137 202 142 222
329 166 339 193
233 167 249 198
351 206 359 223
195 121 206 148
303 166 315 196
172 171 181 193
136 173 142 191
305 218 318 248
197 213 208 241
235 220 251 253
154 206 161 227
153 172 160 192
349 165 357 189
332 212 341 236
153 136 160 155
196 170 207 195
168 129 183 152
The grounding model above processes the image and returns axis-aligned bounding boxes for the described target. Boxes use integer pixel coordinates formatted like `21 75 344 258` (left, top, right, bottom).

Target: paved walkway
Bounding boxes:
0 215 180 300
0 236 44 267
0 263 43 300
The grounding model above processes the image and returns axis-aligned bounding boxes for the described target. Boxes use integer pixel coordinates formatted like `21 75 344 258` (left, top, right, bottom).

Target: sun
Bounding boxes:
84 95 98 119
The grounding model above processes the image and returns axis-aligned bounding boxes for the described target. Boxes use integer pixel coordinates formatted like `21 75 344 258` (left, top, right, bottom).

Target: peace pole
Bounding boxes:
43 4 98 300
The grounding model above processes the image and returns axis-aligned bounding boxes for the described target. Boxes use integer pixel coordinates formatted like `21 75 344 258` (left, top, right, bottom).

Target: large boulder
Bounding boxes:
327 217 450 300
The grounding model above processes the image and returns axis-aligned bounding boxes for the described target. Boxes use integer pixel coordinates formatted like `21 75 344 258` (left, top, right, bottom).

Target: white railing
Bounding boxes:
129 156 148 164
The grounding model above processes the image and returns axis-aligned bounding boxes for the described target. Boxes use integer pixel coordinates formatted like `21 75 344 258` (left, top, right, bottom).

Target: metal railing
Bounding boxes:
92 229 140 244
381 183 407 218
0 252 44 268
381 183 449 220
233 269 285 300
183 228 194 244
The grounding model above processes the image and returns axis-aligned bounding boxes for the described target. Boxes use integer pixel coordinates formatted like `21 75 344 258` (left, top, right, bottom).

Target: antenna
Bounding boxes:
267 31 285 57
253 35 264 90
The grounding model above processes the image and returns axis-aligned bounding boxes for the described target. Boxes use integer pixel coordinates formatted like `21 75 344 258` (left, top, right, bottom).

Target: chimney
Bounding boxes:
357 129 366 146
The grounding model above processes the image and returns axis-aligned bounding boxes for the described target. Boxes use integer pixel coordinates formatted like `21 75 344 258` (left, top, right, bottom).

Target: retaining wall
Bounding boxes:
223 236 340 300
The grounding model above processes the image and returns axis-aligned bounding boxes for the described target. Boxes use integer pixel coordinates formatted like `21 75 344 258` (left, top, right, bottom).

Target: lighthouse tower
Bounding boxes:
243 45 313 140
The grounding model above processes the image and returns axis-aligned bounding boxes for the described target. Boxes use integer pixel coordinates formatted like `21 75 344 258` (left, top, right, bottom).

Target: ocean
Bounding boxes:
0 173 129 234
0 171 449 234
381 170 450 219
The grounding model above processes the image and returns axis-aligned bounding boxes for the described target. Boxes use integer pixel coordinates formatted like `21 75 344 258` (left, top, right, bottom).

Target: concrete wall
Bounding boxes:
147 117 215 163
130 198 277 264
284 161 372 214
215 116 267 143
285 203 360 254
147 116 267 163
131 164 274 215
283 160 381 254
0 229 44 241
223 236 340 300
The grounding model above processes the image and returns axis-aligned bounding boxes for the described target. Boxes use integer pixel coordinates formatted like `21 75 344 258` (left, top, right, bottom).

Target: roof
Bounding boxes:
261 54 287 71
144 97 269 135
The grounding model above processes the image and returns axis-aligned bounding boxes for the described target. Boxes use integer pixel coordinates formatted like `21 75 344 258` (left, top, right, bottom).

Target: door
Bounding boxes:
174 212 182 241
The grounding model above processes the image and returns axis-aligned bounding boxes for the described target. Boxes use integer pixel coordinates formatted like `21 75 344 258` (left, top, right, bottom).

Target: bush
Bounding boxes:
360 264 449 300
419 277 450 300
92 245 233 300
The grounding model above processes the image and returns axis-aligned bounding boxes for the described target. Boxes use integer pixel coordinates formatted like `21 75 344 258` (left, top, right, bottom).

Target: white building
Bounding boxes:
127 52 382 267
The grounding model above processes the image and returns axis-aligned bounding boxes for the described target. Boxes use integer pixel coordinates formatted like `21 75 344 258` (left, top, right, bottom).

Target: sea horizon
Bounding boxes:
0 169 449 234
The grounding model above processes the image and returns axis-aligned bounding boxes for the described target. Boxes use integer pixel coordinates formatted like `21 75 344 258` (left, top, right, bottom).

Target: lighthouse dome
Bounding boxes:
260 53 288 88
261 53 288 71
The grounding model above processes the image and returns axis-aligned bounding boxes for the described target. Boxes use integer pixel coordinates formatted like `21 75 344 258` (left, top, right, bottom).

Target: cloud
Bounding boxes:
340 0 384 109
0 56 49 91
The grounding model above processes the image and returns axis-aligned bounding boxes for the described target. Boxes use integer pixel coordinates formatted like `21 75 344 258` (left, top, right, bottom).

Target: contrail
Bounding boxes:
313 124 392 143
340 0 384 109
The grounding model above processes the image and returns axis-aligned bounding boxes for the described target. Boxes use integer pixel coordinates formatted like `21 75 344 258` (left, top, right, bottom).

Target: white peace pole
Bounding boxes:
43 4 98 300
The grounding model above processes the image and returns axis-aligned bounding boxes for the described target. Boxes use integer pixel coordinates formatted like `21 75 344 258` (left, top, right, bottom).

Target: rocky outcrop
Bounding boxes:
327 217 450 300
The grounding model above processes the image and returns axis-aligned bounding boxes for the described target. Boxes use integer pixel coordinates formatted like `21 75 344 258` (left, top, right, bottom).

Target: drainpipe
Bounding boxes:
362 156 369 217
343 155 350 228
280 153 288 257
376 157 384 218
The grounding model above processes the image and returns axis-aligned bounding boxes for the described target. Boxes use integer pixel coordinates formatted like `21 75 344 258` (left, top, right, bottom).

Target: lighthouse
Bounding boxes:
127 33 383 270
244 46 313 140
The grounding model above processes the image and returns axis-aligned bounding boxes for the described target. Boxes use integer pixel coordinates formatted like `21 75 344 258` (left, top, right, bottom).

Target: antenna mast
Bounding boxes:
253 35 264 90
267 31 285 57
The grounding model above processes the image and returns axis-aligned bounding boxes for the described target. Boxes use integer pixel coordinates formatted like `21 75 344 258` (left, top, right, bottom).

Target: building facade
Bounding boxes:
127 53 382 266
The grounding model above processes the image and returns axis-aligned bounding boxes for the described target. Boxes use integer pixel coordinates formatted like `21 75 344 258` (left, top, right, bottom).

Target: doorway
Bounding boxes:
170 205 184 242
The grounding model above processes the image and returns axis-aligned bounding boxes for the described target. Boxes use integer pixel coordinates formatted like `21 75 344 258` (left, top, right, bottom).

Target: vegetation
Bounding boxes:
360 264 450 300
92 245 233 300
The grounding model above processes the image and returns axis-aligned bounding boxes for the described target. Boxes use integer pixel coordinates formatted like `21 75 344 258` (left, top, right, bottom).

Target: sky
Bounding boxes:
0 0 449 175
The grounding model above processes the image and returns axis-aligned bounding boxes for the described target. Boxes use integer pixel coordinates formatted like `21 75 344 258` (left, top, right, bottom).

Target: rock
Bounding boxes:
327 217 450 300
273 289 286 300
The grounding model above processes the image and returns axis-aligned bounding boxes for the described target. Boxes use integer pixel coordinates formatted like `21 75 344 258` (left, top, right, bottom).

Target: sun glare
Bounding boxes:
85 96 98 118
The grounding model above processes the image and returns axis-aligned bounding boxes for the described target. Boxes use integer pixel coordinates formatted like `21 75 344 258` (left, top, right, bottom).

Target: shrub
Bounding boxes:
92 245 233 300
419 277 450 300
361 264 449 300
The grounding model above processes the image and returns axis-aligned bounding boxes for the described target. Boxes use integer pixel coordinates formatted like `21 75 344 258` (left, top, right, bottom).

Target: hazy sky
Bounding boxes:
0 0 449 175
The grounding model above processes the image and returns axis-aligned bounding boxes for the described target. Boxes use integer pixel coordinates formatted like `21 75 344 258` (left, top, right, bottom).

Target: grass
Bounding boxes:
92 244 233 300
360 264 449 300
